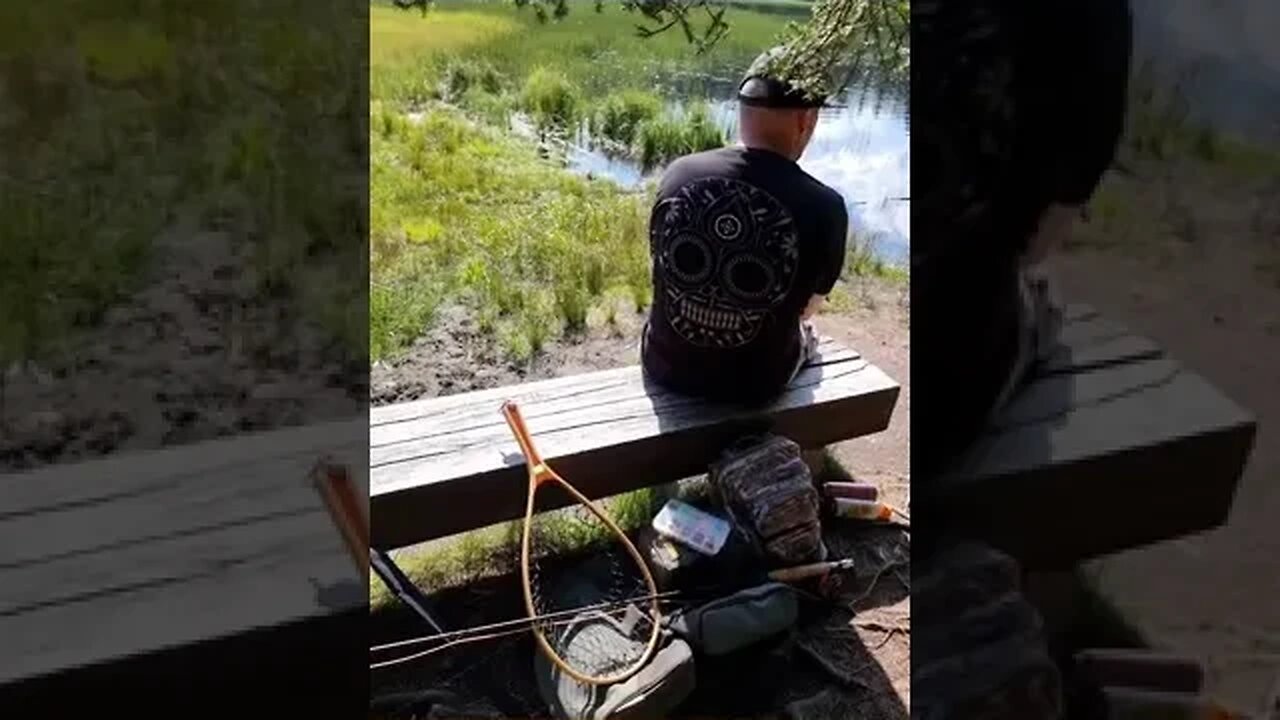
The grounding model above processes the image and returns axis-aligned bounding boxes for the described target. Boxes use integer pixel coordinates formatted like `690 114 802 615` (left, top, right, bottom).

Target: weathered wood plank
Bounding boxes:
370 336 857 428
370 343 899 549
371 358 872 469
0 418 368 695
1040 333 1161 374
924 304 1256 569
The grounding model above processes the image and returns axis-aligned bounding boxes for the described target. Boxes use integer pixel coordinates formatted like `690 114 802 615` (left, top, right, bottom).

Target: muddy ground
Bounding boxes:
0 214 364 471
370 275 912 718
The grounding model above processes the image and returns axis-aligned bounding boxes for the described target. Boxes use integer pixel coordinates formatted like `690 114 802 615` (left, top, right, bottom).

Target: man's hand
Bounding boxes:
801 294 825 321
1025 202 1079 267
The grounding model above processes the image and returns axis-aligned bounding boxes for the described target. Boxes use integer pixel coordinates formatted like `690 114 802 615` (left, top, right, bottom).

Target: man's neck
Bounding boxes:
739 137 798 162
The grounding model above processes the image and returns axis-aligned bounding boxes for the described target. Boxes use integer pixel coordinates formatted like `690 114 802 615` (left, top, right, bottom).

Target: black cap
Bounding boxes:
737 46 832 109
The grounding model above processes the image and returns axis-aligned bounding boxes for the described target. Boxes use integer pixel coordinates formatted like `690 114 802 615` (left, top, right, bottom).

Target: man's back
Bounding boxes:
642 145 847 403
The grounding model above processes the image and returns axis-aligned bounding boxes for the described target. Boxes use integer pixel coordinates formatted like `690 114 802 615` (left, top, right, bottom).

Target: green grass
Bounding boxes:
520 67 582 131
637 104 728 167
1067 54 1280 287
1 0 366 375
593 90 664 146
370 1 781 108
369 7 518 69
368 1 785 361
844 230 908 282
1121 56 1280 179
369 105 651 361
370 487 663 611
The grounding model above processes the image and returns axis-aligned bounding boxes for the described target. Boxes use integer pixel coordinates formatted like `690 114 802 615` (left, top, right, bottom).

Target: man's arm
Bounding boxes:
807 194 850 318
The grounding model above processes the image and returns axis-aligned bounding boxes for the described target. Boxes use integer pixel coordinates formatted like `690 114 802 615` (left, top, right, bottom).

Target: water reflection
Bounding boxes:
562 85 911 266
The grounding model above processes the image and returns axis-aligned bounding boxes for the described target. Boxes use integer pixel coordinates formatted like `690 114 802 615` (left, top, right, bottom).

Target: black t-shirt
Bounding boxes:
641 145 848 403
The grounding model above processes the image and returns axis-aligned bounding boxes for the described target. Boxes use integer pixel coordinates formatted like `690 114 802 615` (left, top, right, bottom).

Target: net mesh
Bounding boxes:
525 492 658 682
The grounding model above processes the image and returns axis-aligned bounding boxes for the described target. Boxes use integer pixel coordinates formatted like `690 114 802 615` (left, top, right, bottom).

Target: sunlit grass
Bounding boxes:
369 105 651 361
521 67 583 131
637 103 727 167
370 1 780 99
844 229 907 282
369 8 517 67
592 90 664 146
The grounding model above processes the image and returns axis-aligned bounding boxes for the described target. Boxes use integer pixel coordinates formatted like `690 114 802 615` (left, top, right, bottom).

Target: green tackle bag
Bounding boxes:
666 582 799 656
533 581 800 719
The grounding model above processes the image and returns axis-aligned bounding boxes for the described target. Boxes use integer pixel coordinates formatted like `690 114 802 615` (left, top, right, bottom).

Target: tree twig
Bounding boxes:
848 557 908 608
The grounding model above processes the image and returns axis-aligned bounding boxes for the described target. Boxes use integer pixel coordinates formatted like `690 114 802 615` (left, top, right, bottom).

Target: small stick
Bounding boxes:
854 619 911 635
848 558 907 608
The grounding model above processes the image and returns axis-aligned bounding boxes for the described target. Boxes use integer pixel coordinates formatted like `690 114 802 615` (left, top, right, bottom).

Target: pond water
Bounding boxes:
553 82 911 267
1130 0 1280 144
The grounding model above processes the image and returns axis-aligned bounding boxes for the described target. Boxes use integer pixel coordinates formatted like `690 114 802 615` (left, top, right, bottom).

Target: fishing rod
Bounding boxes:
370 590 689 671
370 549 866 671
850 196 911 205
372 590 685 657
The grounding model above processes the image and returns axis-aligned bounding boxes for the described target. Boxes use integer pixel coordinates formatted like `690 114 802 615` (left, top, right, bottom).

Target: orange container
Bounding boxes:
832 498 892 521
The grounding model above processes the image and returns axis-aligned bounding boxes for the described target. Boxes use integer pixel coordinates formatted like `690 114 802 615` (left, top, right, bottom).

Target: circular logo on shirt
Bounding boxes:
650 177 799 348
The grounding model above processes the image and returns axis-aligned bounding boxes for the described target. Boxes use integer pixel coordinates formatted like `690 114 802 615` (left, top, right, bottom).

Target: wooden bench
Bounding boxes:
923 303 1257 569
0 418 368 707
370 337 900 550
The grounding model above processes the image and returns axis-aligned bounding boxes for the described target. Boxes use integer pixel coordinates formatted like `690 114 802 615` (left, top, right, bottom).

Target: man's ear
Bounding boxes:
790 109 805 135
799 108 817 136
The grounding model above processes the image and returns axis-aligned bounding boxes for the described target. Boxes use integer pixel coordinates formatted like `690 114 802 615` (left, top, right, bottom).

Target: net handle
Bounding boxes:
504 401 664 686
501 400 546 471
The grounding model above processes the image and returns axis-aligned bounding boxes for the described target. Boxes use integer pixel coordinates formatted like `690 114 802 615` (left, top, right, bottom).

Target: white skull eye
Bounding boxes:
723 253 775 302
713 213 743 240
666 233 713 285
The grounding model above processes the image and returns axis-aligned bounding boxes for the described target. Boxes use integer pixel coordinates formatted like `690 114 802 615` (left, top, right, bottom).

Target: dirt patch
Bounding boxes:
371 275 907 414
1 213 363 471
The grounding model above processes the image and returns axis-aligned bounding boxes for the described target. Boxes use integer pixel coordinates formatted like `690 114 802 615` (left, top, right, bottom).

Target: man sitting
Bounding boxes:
641 48 849 404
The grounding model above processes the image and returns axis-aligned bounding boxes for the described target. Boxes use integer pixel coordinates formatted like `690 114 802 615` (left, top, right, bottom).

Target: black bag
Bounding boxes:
666 582 799 656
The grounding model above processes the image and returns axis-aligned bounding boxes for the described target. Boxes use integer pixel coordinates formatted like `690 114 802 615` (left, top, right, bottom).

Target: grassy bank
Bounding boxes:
367 1 771 361
370 104 652 361
371 1 751 159
1067 55 1280 287
370 1 779 109
2 1 366 373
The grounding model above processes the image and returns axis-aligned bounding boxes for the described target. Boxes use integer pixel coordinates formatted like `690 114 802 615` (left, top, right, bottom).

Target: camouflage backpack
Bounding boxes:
708 434 827 568
912 541 1062 720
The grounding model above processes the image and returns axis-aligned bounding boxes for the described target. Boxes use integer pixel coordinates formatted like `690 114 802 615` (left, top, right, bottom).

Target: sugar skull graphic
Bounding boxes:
651 177 799 348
